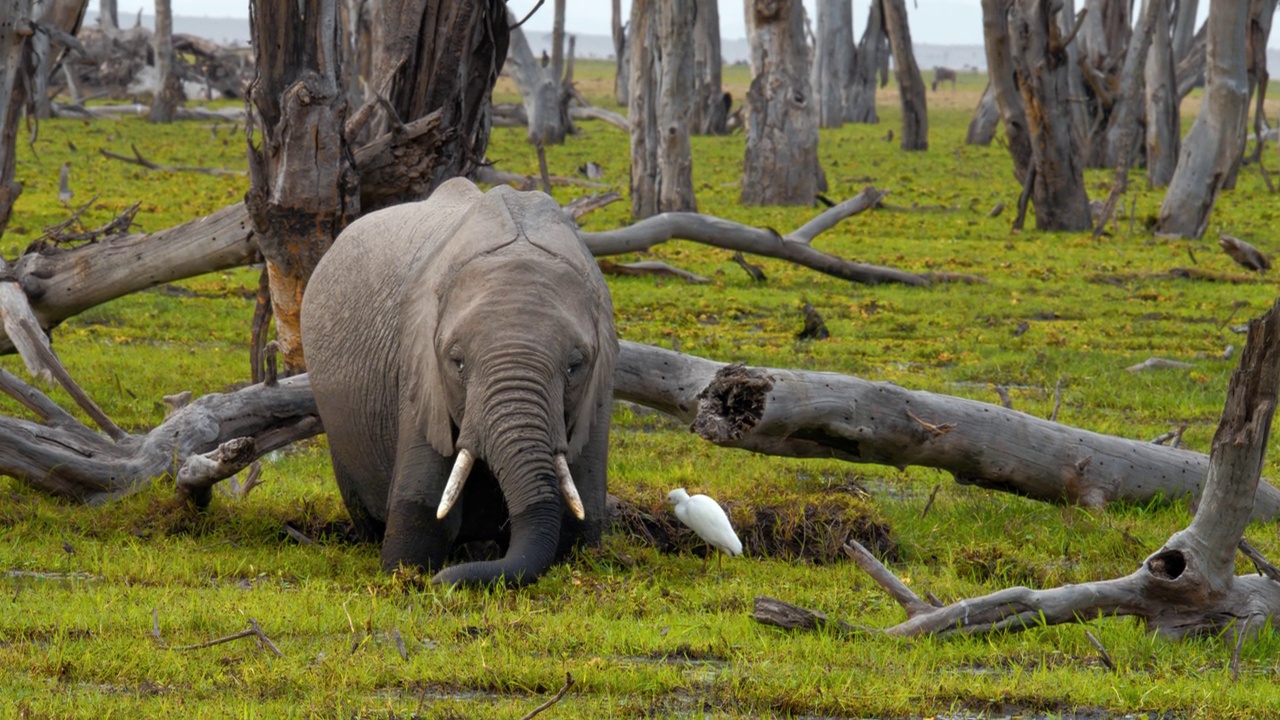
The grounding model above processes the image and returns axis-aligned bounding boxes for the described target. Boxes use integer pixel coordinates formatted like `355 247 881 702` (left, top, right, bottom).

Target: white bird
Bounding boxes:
667 488 743 570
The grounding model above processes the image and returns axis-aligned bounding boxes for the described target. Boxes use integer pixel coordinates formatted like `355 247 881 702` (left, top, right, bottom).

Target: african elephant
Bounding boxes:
301 178 617 586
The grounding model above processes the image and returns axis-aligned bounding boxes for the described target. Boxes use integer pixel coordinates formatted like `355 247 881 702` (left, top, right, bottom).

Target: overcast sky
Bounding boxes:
93 2 1001 45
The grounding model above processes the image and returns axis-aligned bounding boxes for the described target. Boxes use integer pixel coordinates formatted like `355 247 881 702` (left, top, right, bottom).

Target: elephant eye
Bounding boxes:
565 350 585 380
447 347 465 375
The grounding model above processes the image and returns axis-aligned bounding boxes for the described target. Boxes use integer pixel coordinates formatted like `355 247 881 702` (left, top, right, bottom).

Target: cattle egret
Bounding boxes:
667 488 743 570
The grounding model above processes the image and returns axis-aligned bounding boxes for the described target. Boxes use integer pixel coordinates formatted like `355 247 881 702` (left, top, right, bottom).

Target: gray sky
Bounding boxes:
97 1 1001 45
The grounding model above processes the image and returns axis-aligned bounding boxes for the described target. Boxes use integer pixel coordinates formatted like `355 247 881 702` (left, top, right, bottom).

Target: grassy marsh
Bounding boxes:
4 61 1280 718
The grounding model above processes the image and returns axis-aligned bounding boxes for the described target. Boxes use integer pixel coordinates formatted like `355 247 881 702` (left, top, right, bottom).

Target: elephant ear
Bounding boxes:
567 280 618 459
397 178 485 457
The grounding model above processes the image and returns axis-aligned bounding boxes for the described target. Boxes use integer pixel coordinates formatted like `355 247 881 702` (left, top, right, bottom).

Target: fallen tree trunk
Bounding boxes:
611 340 1280 521
6 338 1280 523
757 298 1280 639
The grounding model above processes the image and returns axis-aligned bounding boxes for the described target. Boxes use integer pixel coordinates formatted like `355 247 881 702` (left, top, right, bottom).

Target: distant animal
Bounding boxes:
667 488 743 569
1218 233 1271 273
932 66 958 92
302 177 618 587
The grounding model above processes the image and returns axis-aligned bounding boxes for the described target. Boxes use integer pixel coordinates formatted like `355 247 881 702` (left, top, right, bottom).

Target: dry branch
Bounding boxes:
582 187 927 286
99 143 246 176
757 300 1280 639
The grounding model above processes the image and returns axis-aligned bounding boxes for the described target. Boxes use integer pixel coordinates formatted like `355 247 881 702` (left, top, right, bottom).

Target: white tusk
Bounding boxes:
436 448 474 520
554 454 585 521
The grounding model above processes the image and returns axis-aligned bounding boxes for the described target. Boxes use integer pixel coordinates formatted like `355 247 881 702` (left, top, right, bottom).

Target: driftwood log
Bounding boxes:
756 298 1280 639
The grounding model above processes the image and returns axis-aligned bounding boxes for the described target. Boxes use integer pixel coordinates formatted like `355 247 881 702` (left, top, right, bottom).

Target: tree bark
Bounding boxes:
1175 21 1208 99
965 82 999 146
812 0 852 129
1156 0 1249 239
1009 0 1092 231
98 0 116 28
550 0 565 85
741 0 823 206
246 0 359 374
147 0 181 122
1101 0 1157 169
1145 0 1180 187
691 0 726 134
612 0 628 107
981 0 1033 183
845 0 887 124
1229 0 1277 187
628 0 697 218
1171 0 1199 59
0 0 32 234
769 299 1280 639
363 0 509 207
880 0 927 150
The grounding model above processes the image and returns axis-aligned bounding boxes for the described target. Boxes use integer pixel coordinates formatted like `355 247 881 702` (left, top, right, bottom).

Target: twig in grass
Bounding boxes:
1084 629 1116 672
1238 538 1280 582
920 484 941 519
1049 378 1064 422
993 384 1013 409
99 143 246 176
731 251 766 282
519 672 574 720
1230 615 1259 681
153 616 283 657
393 628 408 661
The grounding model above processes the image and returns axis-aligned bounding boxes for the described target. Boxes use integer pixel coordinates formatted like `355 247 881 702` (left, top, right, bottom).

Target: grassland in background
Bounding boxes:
3 61 1280 718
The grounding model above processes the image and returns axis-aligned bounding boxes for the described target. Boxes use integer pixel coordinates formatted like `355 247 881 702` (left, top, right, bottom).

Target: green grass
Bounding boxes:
5 61 1280 717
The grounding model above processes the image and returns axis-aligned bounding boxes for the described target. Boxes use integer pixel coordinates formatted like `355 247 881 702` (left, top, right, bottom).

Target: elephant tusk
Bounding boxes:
436 448 475 520
554 454 585 521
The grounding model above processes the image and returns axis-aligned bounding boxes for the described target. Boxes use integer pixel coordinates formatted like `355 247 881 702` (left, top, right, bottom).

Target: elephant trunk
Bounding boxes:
433 357 567 586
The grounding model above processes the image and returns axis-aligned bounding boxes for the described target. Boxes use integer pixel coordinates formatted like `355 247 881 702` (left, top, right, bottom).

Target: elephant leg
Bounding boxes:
381 424 459 574
331 453 385 542
561 400 612 557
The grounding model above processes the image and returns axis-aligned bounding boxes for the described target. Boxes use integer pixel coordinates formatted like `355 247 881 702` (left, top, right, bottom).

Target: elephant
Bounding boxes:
300 178 617 586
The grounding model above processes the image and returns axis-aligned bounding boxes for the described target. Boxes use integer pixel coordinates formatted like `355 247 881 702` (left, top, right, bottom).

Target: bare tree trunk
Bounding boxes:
1056 0 1090 145
550 0 565 86
628 0 697 218
981 0 1033 182
881 0 927 150
506 17 569 146
1078 0 1134 167
1010 0 1092 231
692 0 726 134
1172 0 1199 58
846 0 887 123
0 0 32 234
812 0 852 129
741 0 823 206
1146 0 1180 187
1227 0 1276 188
339 0 373 122
1101 0 1157 168
98 0 116 28
612 0 628 106
1157 0 1249 239
966 82 1000 145
246 0 359 374
147 0 181 123
363 0 509 208
1175 21 1208 99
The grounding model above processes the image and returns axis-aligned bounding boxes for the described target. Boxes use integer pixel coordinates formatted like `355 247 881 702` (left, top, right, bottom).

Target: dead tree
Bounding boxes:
612 0 628 107
1100 0 1157 169
0 0 33 233
691 0 727 135
965 82 999 145
766 299 1280 640
506 14 571 147
147 0 181 122
628 0 697 218
1008 0 1092 231
245 0 359 375
98 0 116 28
812 0 853 129
1236 0 1277 178
1145 0 1179 188
1077 0 1133 167
845 0 888 124
741 0 823 206
980 0 1032 182
881 0 927 150
1157 0 1249 239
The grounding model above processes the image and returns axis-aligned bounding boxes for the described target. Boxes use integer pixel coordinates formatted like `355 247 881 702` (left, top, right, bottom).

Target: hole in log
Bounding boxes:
1147 549 1187 579
690 363 773 443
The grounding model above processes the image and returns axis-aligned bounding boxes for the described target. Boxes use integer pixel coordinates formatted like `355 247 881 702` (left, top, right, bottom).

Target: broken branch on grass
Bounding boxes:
1238 538 1280 582
519 672 575 720
1126 357 1194 372
564 191 622 221
582 187 927 287
154 615 284 657
597 259 709 283
752 596 863 635
1084 630 1116 671
473 164 610 190
99 144 246 176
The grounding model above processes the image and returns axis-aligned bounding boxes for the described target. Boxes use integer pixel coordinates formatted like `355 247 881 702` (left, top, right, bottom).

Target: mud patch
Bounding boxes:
608 494 896 564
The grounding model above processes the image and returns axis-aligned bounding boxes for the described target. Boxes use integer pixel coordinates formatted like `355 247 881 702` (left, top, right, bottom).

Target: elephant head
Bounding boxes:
400 191 617 586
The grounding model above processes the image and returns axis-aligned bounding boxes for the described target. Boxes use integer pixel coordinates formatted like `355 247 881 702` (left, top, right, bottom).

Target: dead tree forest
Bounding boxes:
2 0 1280 648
